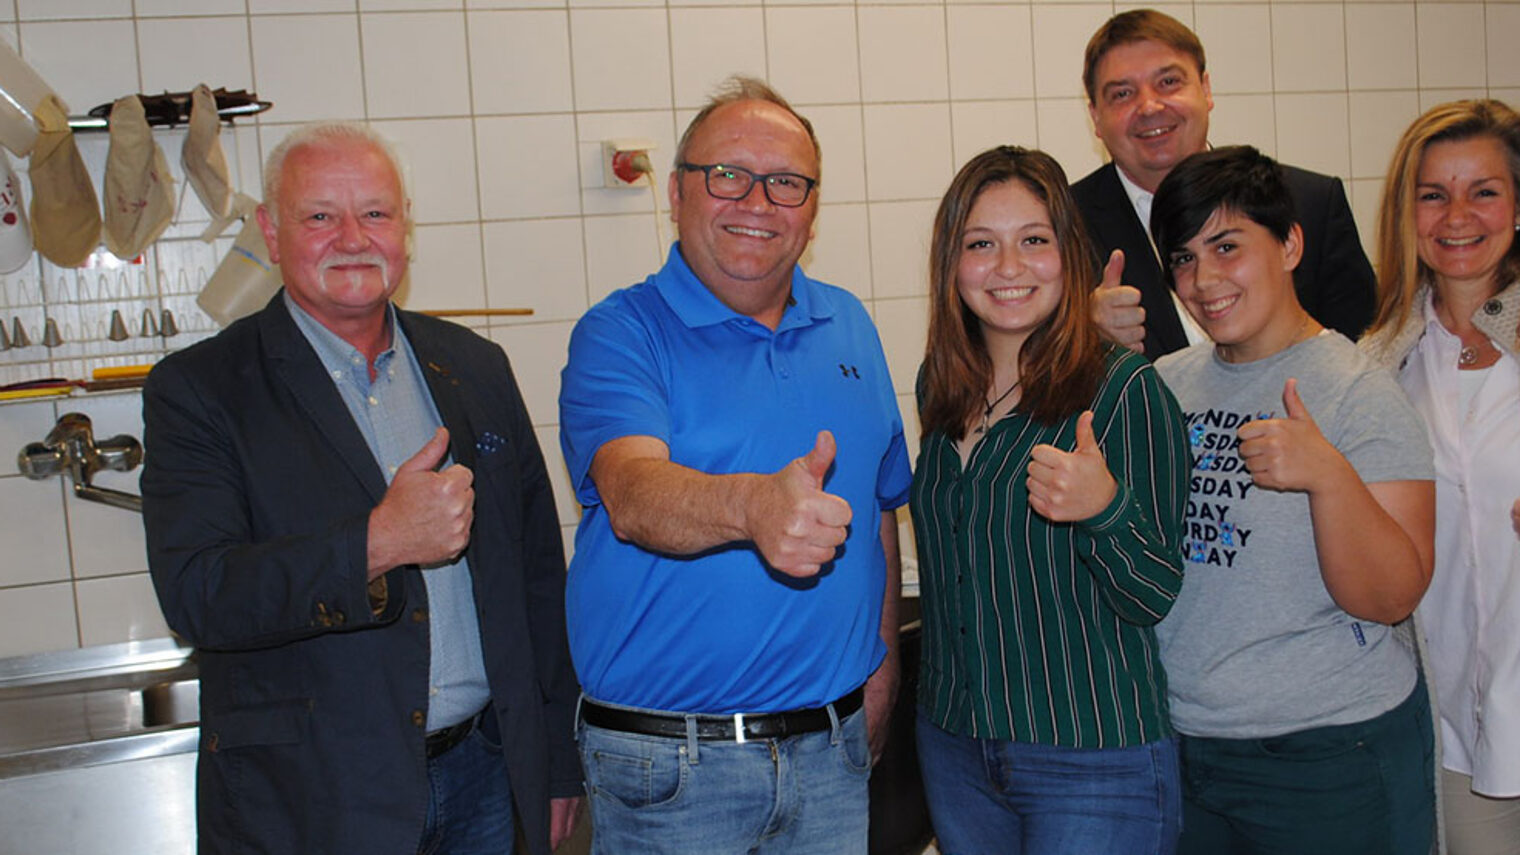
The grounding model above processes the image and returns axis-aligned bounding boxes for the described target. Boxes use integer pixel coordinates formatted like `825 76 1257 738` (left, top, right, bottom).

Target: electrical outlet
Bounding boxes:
602 138 657 189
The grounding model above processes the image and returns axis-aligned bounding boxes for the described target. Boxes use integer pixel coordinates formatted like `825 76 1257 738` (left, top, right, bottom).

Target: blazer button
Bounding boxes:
412 608 428 623
411 710 425 728
332 610 346 625
1484 299 1503 316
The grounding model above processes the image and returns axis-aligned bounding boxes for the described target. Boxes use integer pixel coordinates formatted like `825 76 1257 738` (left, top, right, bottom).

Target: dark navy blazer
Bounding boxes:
142 294 580 855
1072 161 1377 360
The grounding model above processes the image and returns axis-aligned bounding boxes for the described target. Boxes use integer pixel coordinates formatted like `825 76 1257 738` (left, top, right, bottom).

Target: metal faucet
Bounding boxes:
18 413 144 512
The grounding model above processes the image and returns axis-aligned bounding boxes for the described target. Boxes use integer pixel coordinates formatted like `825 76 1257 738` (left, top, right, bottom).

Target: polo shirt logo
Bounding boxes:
838 363 860 379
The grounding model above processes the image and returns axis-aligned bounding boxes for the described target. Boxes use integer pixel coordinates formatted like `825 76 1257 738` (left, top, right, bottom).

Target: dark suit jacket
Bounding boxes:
141 294 580 855
1072 161 1377 360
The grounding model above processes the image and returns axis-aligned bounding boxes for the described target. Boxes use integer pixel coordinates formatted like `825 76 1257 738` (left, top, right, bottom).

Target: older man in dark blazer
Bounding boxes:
1073 9 1376 360
141 123 580 854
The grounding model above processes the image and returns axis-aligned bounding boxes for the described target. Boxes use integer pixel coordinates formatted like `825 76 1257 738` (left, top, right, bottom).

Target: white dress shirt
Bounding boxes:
1115 166 1210 346
1400 292 1520 796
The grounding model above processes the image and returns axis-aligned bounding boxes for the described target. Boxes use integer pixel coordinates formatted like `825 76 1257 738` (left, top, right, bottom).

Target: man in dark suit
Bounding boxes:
141 123 581 854
1073 9 1376 359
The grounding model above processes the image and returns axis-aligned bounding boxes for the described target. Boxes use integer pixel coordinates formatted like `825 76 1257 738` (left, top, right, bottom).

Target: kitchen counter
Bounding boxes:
0 638 198 855
0 621 931 855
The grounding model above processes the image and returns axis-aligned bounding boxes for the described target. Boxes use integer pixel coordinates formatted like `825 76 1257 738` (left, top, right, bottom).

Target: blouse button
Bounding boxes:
1483 299 1502 316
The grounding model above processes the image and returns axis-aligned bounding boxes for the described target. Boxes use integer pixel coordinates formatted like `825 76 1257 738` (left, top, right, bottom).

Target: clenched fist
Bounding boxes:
1091 249 1145 353
746 431 853 577
1237 379 1347 493
1027 410 1118 522
367 428 475 578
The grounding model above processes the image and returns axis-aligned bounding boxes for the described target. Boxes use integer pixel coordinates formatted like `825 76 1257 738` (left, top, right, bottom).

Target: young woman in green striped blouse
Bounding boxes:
911 146 1190 854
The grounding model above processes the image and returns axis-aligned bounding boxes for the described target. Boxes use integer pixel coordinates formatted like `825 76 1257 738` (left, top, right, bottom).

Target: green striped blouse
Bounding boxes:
911 345 1189 748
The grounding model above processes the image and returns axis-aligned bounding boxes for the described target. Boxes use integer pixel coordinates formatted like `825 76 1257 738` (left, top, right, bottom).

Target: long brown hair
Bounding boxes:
920 146 1106 439
1369 99 1520 338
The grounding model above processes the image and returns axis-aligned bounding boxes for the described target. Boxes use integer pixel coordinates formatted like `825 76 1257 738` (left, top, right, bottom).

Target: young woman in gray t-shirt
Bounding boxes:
1150 145 1437 855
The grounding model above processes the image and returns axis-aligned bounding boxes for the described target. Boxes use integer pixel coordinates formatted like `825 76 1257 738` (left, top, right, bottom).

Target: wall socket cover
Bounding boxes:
602 138 657 189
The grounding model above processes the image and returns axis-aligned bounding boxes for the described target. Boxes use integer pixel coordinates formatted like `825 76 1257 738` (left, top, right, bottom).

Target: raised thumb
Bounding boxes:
1098 249 1125 289
1282 378 1310 421
398 427 450 473
801 430 837 486
1074 410 1100 454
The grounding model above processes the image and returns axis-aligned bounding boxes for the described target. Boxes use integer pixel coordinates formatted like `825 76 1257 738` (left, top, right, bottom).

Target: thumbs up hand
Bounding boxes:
1236 379 1342 493
367 427 476 579
747 431 854 578
1027 411 1119 522
1091 249 1146 353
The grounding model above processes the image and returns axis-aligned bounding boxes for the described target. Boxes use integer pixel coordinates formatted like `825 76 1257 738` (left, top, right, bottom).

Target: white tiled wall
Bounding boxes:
0 0 1516 658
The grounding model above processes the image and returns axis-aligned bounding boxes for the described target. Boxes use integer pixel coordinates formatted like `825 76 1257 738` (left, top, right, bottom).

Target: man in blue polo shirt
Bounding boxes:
559 76 911 853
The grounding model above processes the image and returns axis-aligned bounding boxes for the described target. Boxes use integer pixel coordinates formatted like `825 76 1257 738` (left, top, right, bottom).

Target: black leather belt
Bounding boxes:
582 687 864 743
425 707 486 759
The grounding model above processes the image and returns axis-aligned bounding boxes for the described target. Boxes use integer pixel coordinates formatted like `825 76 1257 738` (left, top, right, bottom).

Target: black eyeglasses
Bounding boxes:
677 162 818 208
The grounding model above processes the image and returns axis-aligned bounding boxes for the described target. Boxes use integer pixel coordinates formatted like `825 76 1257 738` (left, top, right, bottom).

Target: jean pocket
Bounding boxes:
474 721 504 754
1257 722 1367 761
582 730 686 809
837 710 872 776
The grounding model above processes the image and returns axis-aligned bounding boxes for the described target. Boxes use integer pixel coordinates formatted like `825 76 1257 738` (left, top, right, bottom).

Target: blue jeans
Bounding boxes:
417 723 515 855
578 703 871 854
916 715 1181 855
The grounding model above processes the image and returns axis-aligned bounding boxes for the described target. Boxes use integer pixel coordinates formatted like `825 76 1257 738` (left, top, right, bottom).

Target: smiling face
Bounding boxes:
669 99 819 327
955 180 1065 357
257 138 410 332
1169 207 1305 363
1088 39 1213 193
1415 135 1519 293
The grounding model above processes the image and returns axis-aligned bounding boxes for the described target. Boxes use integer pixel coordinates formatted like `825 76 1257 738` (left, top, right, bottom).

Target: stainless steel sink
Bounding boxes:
0 638 199 855
0 637 198 771
141 678 199 728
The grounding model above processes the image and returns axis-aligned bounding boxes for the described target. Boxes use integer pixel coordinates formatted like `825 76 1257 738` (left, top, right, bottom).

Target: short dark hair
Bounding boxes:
1150 146 1297 276
1082 9 1206 104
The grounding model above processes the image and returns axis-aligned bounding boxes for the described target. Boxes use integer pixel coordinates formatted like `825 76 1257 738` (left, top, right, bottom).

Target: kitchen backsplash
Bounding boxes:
0 0 1515 657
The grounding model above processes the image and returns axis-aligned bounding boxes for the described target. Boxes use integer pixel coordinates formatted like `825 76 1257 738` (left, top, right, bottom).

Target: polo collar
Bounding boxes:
655 242 837 333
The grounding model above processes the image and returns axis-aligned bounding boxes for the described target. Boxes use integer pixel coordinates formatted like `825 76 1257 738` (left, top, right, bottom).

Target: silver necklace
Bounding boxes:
975 380 1020 435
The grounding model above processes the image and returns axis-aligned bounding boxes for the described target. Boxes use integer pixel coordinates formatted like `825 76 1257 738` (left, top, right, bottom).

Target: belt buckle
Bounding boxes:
733 712 747 744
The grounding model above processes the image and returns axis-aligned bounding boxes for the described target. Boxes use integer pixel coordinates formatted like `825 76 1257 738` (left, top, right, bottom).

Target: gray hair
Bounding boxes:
673 75 822 174
261 122 410 222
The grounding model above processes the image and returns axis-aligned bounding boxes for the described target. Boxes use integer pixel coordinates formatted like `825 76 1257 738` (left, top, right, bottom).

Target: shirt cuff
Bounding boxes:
1081 480 1135 534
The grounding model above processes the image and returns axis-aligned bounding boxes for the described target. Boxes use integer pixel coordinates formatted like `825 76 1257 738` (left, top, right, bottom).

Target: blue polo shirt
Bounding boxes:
559 246 911 714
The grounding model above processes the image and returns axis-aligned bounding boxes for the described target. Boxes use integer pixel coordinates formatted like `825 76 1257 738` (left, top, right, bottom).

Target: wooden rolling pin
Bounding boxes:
418 308 533 318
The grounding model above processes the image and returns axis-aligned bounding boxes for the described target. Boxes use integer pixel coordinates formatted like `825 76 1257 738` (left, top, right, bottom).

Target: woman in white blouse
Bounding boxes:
1362 99 1520 855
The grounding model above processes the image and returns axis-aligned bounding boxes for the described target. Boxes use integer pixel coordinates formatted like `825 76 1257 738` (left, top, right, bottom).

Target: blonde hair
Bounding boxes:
1370 99 1520 337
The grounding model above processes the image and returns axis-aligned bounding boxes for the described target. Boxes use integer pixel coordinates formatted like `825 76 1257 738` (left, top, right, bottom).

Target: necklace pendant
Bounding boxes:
1459 345 1478 367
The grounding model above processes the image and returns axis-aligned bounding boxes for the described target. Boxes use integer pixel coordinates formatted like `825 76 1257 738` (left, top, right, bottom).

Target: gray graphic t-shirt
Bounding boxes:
1155 332 1433 738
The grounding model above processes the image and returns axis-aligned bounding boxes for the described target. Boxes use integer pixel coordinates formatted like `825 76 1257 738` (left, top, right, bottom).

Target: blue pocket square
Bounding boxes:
475 431 508 456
